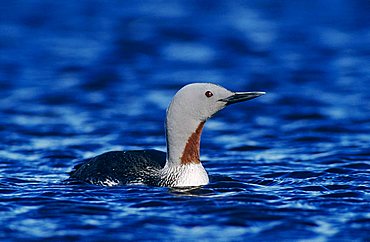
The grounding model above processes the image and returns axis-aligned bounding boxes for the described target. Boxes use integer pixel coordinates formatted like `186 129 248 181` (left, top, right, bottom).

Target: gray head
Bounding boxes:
167 83 265 122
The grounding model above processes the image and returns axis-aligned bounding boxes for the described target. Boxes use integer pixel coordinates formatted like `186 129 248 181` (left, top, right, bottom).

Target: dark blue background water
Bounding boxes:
0 1 369 241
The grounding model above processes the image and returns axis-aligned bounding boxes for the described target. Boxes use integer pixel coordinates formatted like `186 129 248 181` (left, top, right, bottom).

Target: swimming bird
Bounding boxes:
70 83 265 187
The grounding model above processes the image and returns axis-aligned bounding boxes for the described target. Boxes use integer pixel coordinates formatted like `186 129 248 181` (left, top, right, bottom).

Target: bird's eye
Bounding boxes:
205 91 213 98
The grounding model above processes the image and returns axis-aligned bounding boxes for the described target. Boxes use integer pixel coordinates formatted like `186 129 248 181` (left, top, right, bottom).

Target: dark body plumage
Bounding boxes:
70 150 167 186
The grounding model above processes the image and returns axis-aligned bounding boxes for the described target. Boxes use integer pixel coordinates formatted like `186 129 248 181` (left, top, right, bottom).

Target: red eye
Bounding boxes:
205 91 213 98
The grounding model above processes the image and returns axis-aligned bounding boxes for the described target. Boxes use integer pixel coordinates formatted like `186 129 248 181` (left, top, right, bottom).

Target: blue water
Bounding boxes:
1 1 369 241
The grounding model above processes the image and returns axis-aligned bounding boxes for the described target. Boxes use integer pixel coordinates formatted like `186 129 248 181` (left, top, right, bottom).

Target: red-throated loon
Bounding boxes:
70 83 265 187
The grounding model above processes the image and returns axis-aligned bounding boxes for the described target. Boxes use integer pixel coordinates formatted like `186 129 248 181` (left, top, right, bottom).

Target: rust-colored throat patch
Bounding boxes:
181 121 205 165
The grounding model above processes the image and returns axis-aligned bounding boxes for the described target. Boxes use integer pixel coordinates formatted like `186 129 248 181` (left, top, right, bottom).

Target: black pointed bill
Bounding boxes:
219 91 266 105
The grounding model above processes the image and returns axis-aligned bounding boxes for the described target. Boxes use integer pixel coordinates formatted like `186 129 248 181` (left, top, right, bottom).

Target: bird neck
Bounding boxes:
165 115 205 167
162 116 208 187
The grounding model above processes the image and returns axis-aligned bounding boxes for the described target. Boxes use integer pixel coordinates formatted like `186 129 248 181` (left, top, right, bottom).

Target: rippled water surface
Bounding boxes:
1 1 369 241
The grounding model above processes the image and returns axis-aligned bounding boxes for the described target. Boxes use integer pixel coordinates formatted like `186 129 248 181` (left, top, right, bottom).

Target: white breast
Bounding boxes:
160 163 209 187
